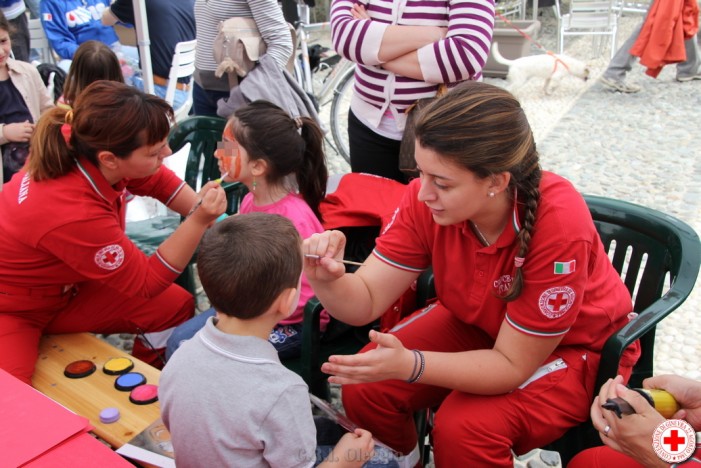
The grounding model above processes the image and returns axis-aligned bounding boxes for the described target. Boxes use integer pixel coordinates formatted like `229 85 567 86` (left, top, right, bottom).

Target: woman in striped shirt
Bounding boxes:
192 0 293 116
331 0 495 182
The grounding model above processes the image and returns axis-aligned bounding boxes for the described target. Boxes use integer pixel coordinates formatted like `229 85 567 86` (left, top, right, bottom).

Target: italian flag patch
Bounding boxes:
554 260 576 275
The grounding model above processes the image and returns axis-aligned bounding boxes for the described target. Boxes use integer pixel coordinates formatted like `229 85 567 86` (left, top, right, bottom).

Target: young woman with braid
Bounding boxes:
303 81 641 466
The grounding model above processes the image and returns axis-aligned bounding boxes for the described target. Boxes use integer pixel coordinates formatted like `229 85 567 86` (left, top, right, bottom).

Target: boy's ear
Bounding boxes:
277 287 298 318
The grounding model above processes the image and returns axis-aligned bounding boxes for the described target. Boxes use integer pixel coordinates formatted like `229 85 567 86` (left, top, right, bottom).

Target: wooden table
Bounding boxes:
32 333 162 449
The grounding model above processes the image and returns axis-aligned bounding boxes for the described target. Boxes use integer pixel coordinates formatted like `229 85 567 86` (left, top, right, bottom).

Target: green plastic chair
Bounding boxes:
544 195 701 464
410 195 700 465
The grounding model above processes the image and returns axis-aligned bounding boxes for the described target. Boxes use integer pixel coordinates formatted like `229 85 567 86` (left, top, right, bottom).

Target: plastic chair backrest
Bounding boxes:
554 0 619 57
165 39 197 122
545 195 701 464
28 18 56 64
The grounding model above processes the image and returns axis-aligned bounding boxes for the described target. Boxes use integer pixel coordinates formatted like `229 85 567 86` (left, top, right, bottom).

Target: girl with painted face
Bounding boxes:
166 100 329 361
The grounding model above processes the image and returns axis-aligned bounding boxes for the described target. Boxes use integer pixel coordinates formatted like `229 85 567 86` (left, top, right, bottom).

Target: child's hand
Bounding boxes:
190 181 227 224
3 121 35 143
326 429 374 467
303 230 348 282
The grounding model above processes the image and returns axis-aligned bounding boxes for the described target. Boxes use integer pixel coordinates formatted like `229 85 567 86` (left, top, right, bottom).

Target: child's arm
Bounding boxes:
318 429 374 468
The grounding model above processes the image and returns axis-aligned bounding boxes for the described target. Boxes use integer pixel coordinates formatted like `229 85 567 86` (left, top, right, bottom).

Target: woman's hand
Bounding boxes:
591 375 667 467
3 121 35 143
303 230 348 282
322 330 415 385
645 374 701 431
351 3 370 20
189 181 227 225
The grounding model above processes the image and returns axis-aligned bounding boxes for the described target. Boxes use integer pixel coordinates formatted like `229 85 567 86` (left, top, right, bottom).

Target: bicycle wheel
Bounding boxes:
329 66 355 164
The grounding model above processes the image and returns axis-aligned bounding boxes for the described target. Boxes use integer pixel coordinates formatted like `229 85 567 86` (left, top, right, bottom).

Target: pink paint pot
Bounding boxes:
129 384 159 405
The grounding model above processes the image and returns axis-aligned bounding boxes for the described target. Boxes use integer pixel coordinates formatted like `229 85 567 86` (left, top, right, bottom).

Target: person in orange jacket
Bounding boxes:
600 0 700 93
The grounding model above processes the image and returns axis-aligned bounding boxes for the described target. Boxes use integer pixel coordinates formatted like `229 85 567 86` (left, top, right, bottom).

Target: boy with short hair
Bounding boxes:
160 213 375 467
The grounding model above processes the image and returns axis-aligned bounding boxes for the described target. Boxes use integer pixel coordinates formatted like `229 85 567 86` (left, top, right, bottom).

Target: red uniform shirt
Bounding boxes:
373 172 633 351
0 158 187 301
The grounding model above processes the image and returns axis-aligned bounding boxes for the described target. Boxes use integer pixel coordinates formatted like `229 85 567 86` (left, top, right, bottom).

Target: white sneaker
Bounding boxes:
600 76 641 93
676 73 701 82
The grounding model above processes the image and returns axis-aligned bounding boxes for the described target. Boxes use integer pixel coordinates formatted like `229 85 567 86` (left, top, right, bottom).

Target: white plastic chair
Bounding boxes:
28 18 56 64
554 0 620 59
164 39 197 123
612 0 651 15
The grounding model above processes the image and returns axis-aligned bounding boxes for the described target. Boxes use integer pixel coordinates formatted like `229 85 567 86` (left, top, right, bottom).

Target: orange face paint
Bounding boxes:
215 125 241 178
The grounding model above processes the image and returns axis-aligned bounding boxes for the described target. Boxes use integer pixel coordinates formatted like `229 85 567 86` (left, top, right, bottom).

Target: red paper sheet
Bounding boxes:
0 369 90 467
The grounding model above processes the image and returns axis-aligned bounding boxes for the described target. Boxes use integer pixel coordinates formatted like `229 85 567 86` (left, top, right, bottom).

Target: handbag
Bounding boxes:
213 17 266 86
398 84 448 178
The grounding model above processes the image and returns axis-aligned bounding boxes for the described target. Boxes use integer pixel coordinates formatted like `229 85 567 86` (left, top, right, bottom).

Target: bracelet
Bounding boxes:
406 349 419 383
407 350 425 384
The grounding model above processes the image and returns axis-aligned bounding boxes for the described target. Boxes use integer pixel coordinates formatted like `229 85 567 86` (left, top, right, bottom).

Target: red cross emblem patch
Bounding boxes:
94 245 125 270
538 286 575 319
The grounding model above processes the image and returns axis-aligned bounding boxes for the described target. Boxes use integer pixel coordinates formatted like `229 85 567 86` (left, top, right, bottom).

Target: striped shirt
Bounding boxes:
331 0 495 130
194 0 292 73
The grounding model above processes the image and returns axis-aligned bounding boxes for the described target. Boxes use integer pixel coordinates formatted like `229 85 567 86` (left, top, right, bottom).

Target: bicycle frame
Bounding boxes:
293 1 354 105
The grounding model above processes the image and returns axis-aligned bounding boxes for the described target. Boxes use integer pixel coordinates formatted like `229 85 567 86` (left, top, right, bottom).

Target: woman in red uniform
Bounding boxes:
0 80 227 385
304 81 641 466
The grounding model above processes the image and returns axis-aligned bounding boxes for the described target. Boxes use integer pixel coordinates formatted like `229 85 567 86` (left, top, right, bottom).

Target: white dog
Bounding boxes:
491 42 590 95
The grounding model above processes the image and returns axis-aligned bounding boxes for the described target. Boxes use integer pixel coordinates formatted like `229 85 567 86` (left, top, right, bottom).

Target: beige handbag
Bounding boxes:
213 17 266 86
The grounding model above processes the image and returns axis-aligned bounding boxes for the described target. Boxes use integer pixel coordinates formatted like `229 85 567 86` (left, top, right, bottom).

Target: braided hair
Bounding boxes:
414 81 541 301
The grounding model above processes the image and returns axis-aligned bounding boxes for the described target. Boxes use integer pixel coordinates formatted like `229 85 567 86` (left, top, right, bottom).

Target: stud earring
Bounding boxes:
488 192 495 198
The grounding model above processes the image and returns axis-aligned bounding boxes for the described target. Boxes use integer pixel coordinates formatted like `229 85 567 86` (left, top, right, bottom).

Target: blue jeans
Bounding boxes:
132 75 189 110
314 445 400 467
192 83 230 117
166 308 303 360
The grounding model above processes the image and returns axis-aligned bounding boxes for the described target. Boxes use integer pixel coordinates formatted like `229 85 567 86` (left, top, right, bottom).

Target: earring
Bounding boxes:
488 192 495 198
252 177 257 192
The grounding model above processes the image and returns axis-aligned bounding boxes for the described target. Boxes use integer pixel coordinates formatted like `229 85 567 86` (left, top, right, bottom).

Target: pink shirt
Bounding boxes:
240 192 329 329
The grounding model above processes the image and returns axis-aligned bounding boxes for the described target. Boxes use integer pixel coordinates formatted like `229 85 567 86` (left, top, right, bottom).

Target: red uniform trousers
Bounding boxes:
342 303 635 467
0 281 193 385
568 446 645 467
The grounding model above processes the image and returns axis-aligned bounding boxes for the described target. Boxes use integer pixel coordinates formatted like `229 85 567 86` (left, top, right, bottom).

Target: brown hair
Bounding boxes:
229 100 328 222
0 10 13 35
414 81 541 301
27 81 174 180
62 40 124 105
197 213 303 319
